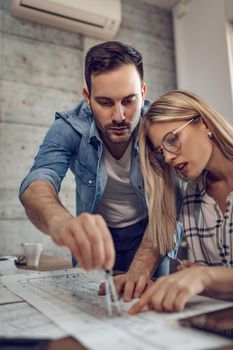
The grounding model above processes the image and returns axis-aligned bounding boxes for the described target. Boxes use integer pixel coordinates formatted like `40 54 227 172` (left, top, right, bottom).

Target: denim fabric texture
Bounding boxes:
19 100 149 215
19 99 182 274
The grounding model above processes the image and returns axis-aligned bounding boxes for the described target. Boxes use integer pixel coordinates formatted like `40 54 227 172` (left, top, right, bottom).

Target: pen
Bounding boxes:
176 257 183 265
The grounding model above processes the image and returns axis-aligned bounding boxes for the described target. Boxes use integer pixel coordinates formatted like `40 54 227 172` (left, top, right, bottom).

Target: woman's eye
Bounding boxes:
169 137 177 146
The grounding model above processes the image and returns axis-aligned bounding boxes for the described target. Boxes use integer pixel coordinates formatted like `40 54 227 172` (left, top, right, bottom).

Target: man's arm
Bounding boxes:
22 180 115 271
99 227 161 301
22 180 71 234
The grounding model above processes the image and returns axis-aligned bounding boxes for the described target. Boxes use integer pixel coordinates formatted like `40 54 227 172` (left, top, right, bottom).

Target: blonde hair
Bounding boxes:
139 90 233 255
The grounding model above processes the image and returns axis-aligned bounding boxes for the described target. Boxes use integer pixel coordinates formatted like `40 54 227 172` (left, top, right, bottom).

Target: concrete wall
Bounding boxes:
0 0 176 258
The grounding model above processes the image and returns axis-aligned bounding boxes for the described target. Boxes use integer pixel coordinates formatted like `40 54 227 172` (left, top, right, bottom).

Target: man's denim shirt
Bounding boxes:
19 100 150 216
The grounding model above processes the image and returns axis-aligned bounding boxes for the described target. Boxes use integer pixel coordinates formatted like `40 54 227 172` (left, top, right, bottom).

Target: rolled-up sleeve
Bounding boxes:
19 117 80 202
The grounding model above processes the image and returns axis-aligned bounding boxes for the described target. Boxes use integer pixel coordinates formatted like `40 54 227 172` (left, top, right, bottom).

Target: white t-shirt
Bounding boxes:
95 142 146 228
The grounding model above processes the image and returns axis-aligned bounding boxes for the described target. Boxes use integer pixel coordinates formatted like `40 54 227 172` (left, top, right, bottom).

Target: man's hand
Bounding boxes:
99 225 162 302
98 270 153 301
50 213 115 271
22 181 115 272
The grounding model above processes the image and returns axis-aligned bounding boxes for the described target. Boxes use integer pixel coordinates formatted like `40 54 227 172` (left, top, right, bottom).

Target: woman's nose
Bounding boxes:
163 149 177 164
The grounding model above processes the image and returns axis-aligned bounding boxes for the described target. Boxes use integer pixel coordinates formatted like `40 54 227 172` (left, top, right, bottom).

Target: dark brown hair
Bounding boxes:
85 41 143 93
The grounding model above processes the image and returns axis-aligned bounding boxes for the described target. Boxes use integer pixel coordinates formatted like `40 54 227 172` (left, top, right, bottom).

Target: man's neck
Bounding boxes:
103 139 132 160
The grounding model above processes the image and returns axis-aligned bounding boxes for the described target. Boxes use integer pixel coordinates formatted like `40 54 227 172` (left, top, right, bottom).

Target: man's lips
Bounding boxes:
108 126 130 133
108 125 130 130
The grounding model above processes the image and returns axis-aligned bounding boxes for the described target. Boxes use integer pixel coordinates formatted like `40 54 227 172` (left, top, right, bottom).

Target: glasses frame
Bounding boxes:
155 118 194 156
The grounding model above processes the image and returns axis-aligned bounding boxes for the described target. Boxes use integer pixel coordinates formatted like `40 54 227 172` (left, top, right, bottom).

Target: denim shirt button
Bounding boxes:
88 180 93 184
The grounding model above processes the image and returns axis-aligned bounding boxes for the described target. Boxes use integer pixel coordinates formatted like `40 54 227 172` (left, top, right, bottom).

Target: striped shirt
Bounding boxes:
181 172 233 267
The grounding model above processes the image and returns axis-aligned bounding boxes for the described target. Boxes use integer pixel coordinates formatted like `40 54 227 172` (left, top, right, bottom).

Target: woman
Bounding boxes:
130 90 233 313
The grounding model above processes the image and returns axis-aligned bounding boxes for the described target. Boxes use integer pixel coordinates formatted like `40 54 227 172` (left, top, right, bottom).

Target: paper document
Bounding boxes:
2 268 233 350
0 258 38 304
0 301 66 339
0 283 22 304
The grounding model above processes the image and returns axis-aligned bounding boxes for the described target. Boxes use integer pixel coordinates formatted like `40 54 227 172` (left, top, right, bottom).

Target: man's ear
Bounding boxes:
82 87 90 106
141 82 147 103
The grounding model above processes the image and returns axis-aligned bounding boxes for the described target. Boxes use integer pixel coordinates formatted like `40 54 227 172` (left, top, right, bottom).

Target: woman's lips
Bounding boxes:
174 162 188 174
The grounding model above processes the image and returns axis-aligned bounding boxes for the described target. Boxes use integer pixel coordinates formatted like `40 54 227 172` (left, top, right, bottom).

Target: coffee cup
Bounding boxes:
22 243 43 267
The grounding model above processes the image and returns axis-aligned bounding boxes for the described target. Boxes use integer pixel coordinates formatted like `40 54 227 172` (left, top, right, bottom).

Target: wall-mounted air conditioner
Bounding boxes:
11 0 122 40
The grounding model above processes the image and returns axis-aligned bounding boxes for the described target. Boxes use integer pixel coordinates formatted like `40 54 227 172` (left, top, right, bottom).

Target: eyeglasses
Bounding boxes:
152 118 194 162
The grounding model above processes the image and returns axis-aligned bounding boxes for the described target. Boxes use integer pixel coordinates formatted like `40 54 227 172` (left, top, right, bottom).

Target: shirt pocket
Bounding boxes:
74 158 97 207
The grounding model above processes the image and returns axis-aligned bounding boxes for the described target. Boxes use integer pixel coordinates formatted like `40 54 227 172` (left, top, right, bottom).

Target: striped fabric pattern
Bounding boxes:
180 172 233 267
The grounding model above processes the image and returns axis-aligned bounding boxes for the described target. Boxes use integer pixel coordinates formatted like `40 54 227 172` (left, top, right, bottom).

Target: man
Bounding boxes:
19 41 170 301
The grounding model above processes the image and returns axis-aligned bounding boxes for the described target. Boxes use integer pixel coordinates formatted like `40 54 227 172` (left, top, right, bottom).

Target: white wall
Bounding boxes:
173 0 233 124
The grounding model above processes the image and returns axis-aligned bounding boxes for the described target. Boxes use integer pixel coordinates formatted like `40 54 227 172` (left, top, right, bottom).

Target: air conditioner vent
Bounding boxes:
11 0 122 40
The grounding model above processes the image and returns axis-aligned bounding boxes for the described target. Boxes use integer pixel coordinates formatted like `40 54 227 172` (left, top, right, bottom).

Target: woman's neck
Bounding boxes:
205 145 233 183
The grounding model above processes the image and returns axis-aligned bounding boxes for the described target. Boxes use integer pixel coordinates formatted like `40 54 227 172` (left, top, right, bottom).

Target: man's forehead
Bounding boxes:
94 93 138 101
91 65 141 88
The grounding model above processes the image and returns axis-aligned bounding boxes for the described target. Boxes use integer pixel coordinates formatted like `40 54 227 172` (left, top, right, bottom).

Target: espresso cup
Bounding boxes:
22 243 43 267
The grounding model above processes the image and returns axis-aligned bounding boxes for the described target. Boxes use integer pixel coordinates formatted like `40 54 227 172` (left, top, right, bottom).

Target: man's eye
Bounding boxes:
98 101 113 107
122 97 136 106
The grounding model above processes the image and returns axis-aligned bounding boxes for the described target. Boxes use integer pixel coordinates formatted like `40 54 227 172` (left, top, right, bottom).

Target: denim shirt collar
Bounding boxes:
89 120 102 141
58 99 151 150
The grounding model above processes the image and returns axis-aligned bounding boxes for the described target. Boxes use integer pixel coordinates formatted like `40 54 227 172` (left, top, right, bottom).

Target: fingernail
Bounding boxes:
128 307 136 315
105 261 113 270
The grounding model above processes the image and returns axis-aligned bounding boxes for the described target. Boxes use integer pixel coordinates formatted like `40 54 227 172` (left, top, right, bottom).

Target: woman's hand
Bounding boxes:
129 266 211 314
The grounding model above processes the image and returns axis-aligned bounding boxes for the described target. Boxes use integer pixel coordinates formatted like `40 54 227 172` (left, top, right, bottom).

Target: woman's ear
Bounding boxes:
198 116 208 130
199 117 213 137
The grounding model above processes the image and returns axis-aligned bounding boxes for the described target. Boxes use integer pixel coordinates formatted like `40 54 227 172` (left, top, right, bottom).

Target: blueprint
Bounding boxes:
0 302 66 339
2 268 233 350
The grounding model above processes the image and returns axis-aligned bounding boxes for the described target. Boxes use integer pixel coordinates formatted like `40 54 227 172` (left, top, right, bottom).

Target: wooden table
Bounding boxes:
18 254 72 271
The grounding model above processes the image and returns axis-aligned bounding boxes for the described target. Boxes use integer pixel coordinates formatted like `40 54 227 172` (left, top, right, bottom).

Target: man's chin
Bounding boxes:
107 135 131 144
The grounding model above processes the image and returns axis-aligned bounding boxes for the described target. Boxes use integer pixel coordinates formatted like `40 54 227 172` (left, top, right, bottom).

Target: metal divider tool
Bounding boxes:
104 269 122 317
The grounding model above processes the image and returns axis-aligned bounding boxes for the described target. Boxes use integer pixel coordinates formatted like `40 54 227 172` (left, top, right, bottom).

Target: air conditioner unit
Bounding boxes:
11 0 122 40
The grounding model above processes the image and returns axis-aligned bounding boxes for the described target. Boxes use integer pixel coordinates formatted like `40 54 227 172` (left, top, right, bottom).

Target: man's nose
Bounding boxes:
111 104 125 123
